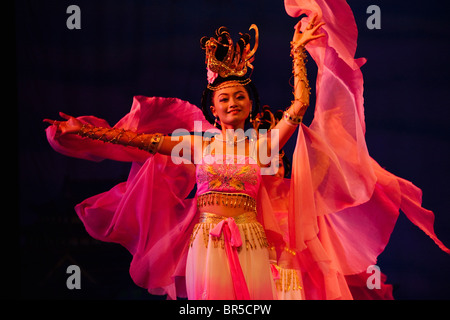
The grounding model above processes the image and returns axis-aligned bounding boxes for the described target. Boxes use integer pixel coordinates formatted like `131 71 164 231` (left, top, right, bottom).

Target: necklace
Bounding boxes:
214 135 248 146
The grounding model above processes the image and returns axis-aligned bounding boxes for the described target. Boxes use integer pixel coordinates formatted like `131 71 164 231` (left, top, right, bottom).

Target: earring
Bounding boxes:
214 117 219 127
249 108 253 123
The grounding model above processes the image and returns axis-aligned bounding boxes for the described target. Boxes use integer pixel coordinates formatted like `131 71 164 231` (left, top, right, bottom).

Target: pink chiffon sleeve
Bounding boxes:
75 156 199 299
46 96 217 299
283 0 449 299
45 96 213 163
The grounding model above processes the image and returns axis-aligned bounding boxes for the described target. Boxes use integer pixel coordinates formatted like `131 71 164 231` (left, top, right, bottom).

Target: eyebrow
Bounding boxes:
217 90 245 98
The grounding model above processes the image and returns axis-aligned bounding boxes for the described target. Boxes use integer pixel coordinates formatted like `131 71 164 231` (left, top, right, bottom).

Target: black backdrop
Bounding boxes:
17 0 450 299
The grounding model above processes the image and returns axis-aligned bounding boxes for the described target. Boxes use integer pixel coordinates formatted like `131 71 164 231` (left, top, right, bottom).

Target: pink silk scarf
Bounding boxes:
210 218 251 300
45 0 449 300
283 0 449 299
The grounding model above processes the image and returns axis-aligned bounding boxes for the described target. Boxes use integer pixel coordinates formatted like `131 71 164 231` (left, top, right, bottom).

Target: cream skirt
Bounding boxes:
186 212 277 300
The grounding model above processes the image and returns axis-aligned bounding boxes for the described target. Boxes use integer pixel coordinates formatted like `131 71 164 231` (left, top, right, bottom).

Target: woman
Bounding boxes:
44 17 325 299
45 1 449 300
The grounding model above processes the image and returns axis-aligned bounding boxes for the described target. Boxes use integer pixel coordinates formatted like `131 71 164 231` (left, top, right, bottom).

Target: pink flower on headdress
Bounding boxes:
207 68 218 84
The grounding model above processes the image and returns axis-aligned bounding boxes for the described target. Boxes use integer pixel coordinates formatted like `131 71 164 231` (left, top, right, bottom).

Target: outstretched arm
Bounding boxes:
44 112 201 161
44 112 164 154
260 16 325 153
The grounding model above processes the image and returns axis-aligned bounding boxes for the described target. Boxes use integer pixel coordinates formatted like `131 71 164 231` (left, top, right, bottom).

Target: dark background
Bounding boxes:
16 0 449 299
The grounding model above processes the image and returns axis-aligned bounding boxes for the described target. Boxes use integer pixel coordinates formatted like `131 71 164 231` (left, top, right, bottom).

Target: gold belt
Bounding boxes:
190 211 268 250
197 192 257 213
198 211 258 224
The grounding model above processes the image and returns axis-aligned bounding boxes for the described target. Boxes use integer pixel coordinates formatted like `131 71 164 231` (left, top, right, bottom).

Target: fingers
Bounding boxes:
59 112 72 120
309 14 318 26
296 15 325 34
312 21 326 33
43 112 73 123
305 13 325 31
295 21 302 33
310 33 326 41
291 15 325 49
302 14 316 31
43 118 57 124
43 112 74 126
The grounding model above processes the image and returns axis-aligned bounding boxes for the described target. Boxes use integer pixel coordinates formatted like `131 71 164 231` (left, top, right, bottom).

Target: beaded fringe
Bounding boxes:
273 265 303 292
189 221 268 250
197 192 257 213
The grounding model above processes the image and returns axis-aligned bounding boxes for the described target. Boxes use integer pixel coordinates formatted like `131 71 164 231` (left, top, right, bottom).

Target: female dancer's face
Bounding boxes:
211 85 252 130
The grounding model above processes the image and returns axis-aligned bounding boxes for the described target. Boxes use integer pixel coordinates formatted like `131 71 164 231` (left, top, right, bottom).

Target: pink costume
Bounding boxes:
186 138 276 299
45 0 449 300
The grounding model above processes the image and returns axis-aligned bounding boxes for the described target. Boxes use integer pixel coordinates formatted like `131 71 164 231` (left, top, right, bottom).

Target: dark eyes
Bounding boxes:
219 96 245 103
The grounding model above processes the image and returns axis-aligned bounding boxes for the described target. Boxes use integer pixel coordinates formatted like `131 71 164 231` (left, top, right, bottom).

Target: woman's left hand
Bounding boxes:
291 15 325 49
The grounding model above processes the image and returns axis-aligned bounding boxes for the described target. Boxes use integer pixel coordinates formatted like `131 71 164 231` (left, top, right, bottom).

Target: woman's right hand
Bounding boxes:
43 112 83 136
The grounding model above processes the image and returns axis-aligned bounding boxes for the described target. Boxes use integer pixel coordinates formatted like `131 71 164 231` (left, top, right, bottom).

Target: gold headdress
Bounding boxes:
200 24 259 90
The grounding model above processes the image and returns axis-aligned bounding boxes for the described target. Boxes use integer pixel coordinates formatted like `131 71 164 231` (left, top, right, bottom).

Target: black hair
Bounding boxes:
200 75 261 130
281 151 292 178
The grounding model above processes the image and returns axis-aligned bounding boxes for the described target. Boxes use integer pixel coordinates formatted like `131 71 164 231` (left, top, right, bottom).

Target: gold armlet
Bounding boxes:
77 125 128 144
283 111 303 127
78 125 163 154
290 42 307 59
144 133 163 154
289 42 310 107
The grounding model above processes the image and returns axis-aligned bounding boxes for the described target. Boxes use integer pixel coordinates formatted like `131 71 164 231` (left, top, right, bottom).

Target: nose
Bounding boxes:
228 97 238 108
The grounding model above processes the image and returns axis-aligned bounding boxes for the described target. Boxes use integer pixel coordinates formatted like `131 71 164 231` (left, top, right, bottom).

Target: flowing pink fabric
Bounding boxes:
46 96 219 299
283 0 449 299
210 218 251 300
45 1 449 300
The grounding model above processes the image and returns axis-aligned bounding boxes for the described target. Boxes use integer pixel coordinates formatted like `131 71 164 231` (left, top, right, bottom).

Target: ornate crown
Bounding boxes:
200 24 259 86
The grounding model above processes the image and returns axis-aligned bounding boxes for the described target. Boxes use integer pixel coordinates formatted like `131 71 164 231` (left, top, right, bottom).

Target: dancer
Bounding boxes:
45 18 323 299
45 0 449 300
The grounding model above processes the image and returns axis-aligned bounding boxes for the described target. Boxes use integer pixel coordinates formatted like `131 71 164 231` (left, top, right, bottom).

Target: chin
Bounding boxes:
223 117 247 128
